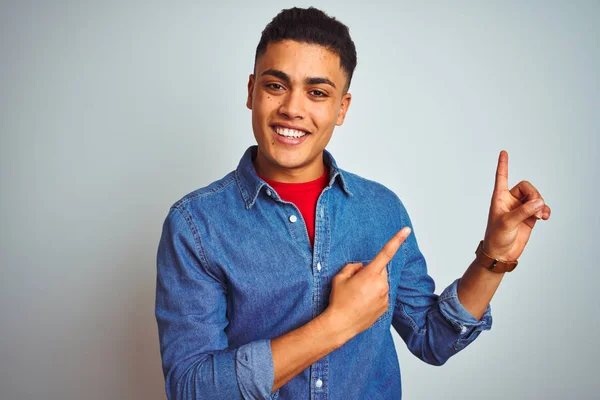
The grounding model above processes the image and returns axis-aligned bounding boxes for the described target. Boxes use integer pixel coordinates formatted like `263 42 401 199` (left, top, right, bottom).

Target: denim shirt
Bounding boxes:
155 146 492 400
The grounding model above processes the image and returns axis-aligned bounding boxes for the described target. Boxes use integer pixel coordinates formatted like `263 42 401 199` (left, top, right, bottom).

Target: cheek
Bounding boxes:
255 93 281 115
312 104 339 126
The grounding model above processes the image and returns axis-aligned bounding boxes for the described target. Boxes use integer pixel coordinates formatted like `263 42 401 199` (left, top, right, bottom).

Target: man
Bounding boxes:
156 7 551 399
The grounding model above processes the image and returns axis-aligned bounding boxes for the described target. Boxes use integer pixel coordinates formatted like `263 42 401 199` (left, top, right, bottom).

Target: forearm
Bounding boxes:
270 310 349 393
457 259 505 320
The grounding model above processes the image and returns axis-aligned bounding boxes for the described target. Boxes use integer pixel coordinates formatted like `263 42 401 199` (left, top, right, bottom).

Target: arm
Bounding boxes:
456 260 504 320
156 207 263 399
457 150 551 320
269 309 344 392
391 215 493 366
392 151 551 364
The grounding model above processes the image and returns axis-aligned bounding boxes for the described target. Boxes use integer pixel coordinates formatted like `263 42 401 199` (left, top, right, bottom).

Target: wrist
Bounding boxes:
482 240 506 261
477 240 518 273
317 309 353 349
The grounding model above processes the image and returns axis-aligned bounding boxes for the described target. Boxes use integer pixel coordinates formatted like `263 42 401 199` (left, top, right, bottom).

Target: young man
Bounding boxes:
156 7 551 399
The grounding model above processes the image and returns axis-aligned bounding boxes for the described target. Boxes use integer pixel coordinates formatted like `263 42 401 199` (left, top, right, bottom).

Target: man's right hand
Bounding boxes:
270 227 412 393
325 227 412 342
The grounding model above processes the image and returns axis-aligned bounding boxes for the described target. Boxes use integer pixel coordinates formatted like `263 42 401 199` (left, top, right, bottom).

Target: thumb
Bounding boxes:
335 262 364 281
504 198 544 227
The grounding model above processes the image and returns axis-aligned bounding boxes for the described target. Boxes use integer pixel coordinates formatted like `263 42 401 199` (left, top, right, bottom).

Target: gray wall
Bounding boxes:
1 1 598 399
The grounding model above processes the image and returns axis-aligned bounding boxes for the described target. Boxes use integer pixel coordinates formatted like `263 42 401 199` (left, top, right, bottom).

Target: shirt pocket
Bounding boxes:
346 259 392 328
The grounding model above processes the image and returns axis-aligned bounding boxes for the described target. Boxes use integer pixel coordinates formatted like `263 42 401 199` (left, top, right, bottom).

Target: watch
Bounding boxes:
474 240 518 273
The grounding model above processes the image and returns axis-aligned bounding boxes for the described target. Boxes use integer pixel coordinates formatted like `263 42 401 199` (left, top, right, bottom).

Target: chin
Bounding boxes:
270 153 309 170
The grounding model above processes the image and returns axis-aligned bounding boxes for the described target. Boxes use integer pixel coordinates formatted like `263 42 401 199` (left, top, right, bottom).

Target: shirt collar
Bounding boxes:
235 145 353 209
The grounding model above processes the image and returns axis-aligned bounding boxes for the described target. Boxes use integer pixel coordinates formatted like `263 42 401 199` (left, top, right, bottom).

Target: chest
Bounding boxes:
199 191 403 344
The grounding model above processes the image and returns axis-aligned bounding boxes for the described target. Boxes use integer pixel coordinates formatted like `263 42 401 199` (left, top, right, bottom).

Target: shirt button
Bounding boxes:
316 262 322 271
266 189 272 196
289 215 297 223
315 379 323 388
461 326 467 334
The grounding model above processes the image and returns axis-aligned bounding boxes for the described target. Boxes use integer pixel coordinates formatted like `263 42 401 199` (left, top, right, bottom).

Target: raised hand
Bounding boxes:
325 227 412 340
483 150 551 262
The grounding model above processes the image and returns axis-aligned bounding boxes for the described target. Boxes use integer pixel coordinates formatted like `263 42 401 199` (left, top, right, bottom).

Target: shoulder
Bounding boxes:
171 171 238 212
341 169 407 213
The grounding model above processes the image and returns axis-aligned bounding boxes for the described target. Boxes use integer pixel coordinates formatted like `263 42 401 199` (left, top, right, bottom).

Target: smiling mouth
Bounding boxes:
273 126 309 139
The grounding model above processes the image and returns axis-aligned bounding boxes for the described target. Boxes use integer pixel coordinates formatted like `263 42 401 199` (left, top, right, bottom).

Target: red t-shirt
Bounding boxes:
259 170 329 247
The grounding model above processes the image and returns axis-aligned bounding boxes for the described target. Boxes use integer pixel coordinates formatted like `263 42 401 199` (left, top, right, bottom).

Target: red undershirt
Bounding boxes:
259 169 329 247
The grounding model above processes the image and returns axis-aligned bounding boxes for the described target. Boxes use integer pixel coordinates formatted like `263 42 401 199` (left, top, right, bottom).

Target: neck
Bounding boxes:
253 152 326 183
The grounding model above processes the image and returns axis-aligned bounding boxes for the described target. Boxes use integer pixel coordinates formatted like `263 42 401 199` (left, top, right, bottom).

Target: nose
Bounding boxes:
278 89 305 119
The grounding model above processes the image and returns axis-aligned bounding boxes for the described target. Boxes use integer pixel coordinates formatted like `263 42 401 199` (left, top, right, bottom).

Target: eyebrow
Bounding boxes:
260 69 337 89
306 77 336 89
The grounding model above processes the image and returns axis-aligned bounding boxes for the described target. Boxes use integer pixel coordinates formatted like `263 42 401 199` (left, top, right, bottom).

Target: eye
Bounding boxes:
309 89 328 98
266 83 285 91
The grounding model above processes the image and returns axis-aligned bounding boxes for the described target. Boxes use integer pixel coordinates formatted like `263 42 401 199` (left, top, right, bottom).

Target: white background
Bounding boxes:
1 1 598 399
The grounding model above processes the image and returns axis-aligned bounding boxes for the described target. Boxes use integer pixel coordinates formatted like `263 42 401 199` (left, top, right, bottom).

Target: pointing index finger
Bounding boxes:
494 150 509 193
368 227 412 274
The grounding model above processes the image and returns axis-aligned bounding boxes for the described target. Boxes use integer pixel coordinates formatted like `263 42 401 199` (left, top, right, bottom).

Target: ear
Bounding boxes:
246 74 255 110
335 92 352 126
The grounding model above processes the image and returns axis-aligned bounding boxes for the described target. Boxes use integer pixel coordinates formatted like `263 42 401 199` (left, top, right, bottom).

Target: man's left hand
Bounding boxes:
483 150 551 262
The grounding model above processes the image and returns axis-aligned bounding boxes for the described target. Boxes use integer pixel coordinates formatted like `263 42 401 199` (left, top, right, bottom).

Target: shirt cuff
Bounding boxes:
235 339 274 399
438 278 493 333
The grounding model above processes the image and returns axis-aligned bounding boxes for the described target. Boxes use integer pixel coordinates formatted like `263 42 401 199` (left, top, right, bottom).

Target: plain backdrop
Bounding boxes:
1 1 599 399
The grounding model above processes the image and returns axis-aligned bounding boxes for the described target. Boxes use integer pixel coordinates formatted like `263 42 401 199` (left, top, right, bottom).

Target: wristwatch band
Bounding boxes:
474 241 518 273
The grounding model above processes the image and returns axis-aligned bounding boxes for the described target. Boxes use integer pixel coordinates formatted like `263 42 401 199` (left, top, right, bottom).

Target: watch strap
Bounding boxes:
474 240 518 273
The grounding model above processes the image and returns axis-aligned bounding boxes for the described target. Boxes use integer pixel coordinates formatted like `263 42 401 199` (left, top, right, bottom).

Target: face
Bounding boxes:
246 40 352 182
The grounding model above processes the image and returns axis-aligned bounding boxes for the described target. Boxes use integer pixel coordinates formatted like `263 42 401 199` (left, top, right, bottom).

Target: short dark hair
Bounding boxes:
255 7 358 92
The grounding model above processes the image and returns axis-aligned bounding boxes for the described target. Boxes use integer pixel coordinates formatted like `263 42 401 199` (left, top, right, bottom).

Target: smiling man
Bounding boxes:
155 7 551 400
248 40 351 184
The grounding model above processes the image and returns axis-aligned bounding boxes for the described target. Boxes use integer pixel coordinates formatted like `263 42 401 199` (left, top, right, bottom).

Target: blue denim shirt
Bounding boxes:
156 146 492 399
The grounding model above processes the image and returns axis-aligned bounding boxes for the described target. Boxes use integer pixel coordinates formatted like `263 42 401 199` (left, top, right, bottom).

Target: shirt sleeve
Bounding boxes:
155 207 274 399
391 201 492 366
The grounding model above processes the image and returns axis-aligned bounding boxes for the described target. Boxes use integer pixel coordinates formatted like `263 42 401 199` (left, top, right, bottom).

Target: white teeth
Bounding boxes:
275 127 307 138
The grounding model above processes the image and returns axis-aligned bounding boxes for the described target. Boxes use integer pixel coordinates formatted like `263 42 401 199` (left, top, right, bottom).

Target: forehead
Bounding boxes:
255 40 346 85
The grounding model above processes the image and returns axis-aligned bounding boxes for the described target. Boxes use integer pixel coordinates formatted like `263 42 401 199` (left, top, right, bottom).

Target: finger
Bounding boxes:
494 150 509 194
509 180 543 202
503 198 544 228
541 204 552 220
509 181 545 218
380 263 388 277
367 227 411 274
534 204 552 221
335 262 364 281
523 215 538 229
